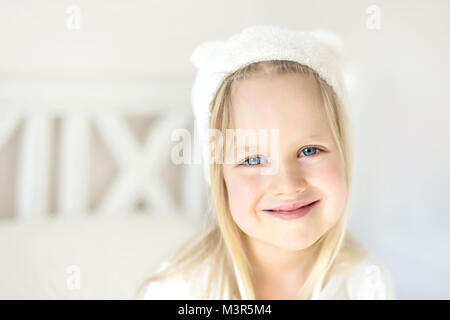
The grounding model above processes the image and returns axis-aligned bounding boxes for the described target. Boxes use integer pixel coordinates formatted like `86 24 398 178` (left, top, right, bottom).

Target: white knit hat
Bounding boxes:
190 24 348 185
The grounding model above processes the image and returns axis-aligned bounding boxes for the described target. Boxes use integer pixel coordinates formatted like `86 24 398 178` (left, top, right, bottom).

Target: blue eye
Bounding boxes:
299 147 322 157
240 155 267 166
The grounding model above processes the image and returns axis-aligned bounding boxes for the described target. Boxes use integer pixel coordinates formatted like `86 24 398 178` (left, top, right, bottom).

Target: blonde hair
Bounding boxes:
137 60 369 300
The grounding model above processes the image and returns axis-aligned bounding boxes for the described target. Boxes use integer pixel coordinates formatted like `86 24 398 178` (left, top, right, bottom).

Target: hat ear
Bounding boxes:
190 40 223 69
309 29 343 58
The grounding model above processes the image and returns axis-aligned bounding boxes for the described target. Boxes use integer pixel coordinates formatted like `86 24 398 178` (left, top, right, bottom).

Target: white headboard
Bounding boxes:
0 78 207 221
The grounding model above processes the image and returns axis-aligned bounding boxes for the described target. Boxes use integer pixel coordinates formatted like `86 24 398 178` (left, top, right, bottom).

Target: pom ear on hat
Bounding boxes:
309 29 343 58
190 40 223 69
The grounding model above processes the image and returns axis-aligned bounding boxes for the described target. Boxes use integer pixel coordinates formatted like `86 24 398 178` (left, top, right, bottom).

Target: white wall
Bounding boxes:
0 0 449 299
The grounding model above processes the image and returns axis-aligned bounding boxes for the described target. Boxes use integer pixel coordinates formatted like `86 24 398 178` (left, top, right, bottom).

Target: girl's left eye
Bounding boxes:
299 146 322 157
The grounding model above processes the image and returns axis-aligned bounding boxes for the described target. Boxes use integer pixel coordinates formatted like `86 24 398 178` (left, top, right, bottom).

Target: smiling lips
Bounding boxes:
263 200 320 220
266 200 319 212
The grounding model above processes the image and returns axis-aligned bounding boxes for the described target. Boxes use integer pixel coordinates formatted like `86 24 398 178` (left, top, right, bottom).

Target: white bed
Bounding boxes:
0 213 201 299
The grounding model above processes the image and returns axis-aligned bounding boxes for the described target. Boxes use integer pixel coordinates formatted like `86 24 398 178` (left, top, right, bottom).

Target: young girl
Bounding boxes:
138 25 397 300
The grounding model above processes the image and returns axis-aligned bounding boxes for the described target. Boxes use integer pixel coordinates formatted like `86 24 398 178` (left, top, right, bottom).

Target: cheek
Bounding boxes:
224 172 262 225
311 156 348 217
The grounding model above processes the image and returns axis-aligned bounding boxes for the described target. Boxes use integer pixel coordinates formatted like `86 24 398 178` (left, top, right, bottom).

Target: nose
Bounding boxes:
267 159 308 196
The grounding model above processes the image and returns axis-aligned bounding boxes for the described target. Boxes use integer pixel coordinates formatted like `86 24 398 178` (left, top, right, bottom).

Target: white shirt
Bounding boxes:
142 253 397 300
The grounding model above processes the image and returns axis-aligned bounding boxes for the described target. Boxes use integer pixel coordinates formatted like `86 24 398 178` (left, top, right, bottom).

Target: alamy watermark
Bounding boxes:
66 5 81 30
66 264 81 290
366 5 381 30
171 127 280 176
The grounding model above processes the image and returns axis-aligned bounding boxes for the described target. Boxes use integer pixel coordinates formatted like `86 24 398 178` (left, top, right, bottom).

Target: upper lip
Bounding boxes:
265 200 318 212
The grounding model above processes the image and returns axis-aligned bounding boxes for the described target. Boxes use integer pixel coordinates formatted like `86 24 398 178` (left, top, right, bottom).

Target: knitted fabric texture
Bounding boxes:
190 24 348 185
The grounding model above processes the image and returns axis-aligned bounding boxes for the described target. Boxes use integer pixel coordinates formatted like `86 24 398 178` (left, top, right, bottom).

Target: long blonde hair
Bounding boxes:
137 60 369 300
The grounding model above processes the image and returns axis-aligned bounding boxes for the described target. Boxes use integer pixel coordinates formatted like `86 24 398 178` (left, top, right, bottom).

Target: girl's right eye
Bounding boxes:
240 155 267 166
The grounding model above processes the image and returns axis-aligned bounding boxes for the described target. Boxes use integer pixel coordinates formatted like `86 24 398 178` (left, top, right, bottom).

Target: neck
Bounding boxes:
245 236 320 299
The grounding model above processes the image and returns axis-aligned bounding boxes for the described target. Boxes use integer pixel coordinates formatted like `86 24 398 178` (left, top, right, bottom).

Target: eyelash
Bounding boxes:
239 146 324 166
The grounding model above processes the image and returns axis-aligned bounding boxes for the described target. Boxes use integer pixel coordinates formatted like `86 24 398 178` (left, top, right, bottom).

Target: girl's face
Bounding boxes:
222 72 348 252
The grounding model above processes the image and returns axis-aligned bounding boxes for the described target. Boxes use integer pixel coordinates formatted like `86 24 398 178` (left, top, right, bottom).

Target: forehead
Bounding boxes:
230 73 330 137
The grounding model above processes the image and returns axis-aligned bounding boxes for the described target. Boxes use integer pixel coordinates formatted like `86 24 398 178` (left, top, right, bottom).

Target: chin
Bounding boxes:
275 234 319 251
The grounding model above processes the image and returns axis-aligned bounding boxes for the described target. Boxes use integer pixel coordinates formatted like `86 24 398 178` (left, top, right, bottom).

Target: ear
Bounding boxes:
190 40 223 69
309 29 344 58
